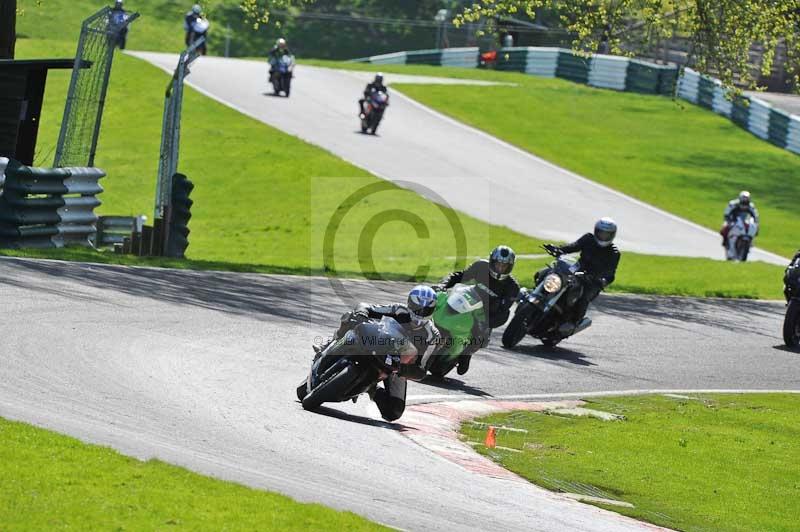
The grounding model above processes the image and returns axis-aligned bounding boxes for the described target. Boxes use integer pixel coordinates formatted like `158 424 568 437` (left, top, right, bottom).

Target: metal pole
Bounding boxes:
225 25 231 58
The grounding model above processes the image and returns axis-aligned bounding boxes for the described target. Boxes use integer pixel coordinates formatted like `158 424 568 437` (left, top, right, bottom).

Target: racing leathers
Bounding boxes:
268 46 293 73
545 233 620 322
317 302 440 421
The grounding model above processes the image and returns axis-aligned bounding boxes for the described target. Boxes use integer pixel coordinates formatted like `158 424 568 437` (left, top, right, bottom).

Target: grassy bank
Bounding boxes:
6 39 786 299
307 59 800 259
461 394 800 532
0 416 383 530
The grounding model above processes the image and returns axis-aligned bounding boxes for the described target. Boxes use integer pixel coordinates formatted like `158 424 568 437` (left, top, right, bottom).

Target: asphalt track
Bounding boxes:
128 52 785 265
1 257 797 530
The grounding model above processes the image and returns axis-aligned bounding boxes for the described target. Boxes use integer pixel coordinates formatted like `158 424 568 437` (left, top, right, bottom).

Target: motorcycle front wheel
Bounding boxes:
502 309 530 348
783 299 800 348
301 364 360 411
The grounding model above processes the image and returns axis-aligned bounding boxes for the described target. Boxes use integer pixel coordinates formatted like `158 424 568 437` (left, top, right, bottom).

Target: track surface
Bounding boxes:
1 257 797 530
129 52 784 264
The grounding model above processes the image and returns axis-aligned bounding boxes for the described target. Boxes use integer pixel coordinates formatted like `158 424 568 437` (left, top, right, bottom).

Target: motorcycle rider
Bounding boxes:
543 218 620 330
110 0 129 50
268 37 292 74
311 285 440 421
785 250 800 300
435 245 520 375
184 4 202 46
721 191 760 248
359 73 388 118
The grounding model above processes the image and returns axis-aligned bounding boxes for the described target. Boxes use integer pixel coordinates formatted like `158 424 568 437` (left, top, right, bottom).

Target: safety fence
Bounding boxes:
0 158 104 248
676 67 800 155
354 47 677 96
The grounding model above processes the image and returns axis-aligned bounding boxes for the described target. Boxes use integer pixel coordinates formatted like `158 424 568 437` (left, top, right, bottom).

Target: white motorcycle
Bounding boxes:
725 213 758 261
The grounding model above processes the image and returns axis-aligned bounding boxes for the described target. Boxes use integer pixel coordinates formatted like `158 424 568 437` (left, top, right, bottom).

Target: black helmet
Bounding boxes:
594 217 617 248
374 72 384 84
489 245 516 280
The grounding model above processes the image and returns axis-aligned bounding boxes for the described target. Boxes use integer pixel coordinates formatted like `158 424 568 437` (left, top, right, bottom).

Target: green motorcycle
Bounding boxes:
424 283 491 379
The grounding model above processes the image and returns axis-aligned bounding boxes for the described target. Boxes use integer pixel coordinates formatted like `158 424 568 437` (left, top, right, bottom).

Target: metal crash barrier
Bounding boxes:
0 158 104 248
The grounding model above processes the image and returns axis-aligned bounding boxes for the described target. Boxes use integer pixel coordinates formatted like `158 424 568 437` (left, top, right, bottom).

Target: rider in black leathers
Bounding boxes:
359 73 388 117
311 286 439 421
435 245 520 375
543 218 621 326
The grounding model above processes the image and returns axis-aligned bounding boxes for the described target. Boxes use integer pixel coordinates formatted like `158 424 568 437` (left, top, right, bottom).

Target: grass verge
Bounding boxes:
0 416 383 530
5 40 788 299
306 59 800 259
461 394 800 532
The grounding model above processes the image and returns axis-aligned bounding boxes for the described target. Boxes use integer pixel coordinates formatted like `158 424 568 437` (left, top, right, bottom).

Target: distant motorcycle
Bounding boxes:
360 90 389 134
189 18 209 55
296 317 417 413
783 259 800 348
502 246 592 349
424 283 490 379
725 213 758 261
270 54 295 97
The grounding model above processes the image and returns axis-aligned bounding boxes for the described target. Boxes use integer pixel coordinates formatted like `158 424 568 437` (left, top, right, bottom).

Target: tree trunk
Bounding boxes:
0 0 17 59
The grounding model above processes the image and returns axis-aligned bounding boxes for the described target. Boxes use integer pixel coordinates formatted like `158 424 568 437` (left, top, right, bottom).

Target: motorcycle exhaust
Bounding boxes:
557 317 592 337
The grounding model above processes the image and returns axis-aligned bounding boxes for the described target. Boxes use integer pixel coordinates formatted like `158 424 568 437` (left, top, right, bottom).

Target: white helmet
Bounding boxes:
739 190 751 207
192 4 202 14
277 37 287 48
594 217 617 248
407 285 437 323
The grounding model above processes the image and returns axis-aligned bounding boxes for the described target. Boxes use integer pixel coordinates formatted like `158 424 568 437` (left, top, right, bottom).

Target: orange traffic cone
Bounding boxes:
484 426 497 448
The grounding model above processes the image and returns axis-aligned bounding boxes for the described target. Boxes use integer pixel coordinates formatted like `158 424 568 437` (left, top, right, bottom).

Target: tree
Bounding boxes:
455 0 800 91
0 0 16 59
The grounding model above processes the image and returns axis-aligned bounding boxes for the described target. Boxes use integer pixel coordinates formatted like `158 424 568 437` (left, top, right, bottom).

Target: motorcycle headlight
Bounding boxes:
543 273 562 293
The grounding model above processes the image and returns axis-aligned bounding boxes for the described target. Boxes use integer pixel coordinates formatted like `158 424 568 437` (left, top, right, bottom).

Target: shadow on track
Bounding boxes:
509 344 595 366
595 293 781 337
418 376 492 397
299 403 411 431
0 258 409 326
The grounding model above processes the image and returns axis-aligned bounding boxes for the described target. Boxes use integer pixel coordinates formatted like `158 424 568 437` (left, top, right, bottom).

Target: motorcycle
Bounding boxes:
360 90 389 135
423 283 490 379
296 316 417 414
502 246 592 349
783 259 800 348
725 213 758 261
270 54 295 97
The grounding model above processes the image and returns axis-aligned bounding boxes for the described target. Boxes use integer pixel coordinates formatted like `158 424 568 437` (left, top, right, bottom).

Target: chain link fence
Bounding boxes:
54 6 138 168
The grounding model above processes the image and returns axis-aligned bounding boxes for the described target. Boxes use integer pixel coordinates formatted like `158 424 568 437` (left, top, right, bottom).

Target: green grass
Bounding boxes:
306 59 800 259
0 416 383 530
8 39 787 299
461 394 800 532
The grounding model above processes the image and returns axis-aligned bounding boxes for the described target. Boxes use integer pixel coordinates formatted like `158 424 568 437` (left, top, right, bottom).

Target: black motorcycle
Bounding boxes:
783 259 800 348
296 317 417 413
360 90 389 134
270 54 295 97
502 245 592 349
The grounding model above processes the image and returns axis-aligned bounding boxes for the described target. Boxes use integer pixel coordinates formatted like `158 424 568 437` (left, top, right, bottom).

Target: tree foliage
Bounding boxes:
455 0 800 91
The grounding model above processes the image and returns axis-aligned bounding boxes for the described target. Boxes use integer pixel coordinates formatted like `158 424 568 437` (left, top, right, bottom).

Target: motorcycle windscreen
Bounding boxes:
353 317 418 365
446 285 484 314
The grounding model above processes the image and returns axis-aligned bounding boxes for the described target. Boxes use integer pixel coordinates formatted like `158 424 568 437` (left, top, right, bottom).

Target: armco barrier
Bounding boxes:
676 67 800 155
353 47 677 95
0 158 104 248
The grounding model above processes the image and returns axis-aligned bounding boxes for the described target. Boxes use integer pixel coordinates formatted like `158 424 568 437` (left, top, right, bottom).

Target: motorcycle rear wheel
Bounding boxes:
502 311 530 348
301 364 360 411
783 299 800 348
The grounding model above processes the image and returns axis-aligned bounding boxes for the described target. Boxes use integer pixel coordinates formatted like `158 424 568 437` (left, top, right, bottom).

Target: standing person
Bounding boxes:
435 245 520 375
721 191 760 248
184 4 202 46
110 0 129 50
542 218 621 328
